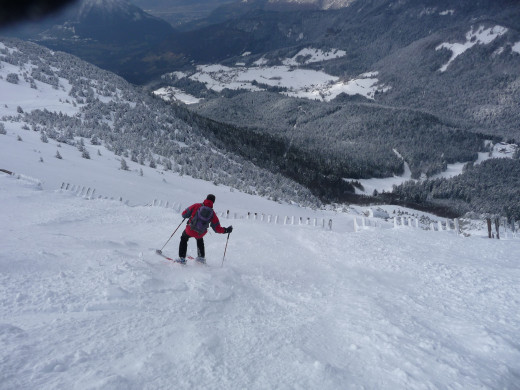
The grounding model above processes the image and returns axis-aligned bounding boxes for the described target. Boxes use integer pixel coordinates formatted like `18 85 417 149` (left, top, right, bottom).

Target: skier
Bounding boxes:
177 194 232 264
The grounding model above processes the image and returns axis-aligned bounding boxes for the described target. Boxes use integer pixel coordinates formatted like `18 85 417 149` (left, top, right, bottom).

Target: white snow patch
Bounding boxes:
344 150 412 195
512 41 520 54
282 47 347 66
153 86 201 105
436 25 508 72
439 10 455 16
253 57 269 66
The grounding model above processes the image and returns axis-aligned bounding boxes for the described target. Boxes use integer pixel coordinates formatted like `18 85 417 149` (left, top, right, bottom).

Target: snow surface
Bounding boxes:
2 157 520 389
436 25 508 72
345 150 412 195
0 61 81 117
2 98 520 389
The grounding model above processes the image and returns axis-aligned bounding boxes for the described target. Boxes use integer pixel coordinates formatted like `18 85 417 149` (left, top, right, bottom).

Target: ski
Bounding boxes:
155 249 194 264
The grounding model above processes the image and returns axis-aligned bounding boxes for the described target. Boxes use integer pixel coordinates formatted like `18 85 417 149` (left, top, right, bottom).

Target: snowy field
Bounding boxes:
156 47 388 103
2 122 520 389
2 169 520 389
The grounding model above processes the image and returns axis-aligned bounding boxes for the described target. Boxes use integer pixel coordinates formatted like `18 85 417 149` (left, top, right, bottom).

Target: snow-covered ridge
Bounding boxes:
436 25 508 72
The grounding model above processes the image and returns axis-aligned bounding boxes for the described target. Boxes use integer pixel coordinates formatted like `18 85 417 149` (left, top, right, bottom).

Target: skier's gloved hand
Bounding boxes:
225 226 233 234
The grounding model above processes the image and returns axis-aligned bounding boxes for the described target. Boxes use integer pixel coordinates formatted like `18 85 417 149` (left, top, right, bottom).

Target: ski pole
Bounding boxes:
157 218 185 254
221 232 231 268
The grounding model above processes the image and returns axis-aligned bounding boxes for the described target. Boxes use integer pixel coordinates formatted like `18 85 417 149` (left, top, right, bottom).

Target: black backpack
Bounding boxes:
189 205 214 234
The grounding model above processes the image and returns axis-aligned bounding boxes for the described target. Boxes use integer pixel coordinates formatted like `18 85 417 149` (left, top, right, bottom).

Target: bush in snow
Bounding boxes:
40 131 48 143
55 150 62 159
0 123 6 135
6 73 19 84
82 150 90 159
120 158 129 171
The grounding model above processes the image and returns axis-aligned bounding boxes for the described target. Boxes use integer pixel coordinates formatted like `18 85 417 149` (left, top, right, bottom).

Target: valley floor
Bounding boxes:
1 175 520 389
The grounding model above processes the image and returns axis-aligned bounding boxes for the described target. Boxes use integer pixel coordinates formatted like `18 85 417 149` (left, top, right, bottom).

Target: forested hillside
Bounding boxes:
393 157 520 220
188 92 488 199
0 38 318 206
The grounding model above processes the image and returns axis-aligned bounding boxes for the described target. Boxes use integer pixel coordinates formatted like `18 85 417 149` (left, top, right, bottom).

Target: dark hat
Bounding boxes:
206 194 216 203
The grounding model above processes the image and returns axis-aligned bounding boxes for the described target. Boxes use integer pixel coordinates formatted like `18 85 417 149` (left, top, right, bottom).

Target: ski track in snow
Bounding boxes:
1 176 520 389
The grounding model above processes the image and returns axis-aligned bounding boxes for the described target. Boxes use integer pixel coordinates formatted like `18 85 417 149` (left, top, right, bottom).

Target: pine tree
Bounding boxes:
55 150 62 159
120 158 129 171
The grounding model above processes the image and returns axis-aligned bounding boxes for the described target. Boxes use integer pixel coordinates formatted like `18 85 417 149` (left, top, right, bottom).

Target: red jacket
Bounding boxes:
182 199 225 239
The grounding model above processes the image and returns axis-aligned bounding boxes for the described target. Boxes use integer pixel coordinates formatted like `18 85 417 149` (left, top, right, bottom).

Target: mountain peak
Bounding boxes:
78 0 153 20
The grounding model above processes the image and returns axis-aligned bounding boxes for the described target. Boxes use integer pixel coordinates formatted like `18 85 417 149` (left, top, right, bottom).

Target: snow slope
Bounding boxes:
2 113 520 389
2 168 520 389
2 38 520 390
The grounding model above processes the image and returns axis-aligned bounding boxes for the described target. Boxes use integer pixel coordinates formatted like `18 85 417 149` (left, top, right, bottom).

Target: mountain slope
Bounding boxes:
2 152 520 389
0 37 317 206
4 0 185 83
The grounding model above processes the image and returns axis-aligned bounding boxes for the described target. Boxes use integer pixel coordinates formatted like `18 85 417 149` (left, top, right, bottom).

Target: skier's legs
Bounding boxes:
179 230 190 258
196 237 205 258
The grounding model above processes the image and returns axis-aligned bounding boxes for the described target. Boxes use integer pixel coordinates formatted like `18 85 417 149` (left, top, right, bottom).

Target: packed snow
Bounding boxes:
2 133 520 389
2 37 520 390
436 25 508 72
3 87 520 388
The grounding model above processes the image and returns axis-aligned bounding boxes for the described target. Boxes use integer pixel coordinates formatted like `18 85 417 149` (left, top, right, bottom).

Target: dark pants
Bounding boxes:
179 230 205 258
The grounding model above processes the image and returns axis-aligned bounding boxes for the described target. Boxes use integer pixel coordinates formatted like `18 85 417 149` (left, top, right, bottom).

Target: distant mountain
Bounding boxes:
3 0 187 83
169 0 520 141
128 0 236 27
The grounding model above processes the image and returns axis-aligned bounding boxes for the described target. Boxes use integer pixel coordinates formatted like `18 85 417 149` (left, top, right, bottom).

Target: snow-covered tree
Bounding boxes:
6 73 19 84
